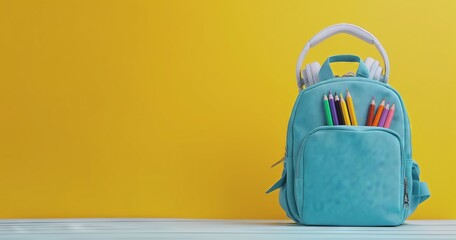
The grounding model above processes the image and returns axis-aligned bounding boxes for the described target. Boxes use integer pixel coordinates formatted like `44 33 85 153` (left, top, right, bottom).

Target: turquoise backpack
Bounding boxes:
267 24 430 226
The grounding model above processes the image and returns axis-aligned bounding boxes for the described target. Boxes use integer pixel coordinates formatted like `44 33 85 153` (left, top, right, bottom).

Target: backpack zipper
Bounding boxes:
404 177 409 208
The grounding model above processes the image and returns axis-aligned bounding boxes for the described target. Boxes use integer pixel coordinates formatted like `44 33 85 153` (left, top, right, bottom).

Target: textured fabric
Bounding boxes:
268 55 430 226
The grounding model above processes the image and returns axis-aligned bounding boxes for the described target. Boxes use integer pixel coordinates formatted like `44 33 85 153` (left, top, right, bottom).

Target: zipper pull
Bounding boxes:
271 148 287 168
404 177 409 208
271 156 285 168
342 72 356 78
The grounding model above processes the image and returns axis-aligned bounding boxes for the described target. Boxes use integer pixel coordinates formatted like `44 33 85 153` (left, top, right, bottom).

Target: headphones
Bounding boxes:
296 24 390 91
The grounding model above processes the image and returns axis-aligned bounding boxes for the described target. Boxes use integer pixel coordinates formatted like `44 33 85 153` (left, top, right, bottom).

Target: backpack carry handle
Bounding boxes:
296 23 390 84
319 55 370 81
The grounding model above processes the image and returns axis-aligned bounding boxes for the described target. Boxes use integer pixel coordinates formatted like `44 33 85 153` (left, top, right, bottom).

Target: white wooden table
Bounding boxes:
0 219 455 239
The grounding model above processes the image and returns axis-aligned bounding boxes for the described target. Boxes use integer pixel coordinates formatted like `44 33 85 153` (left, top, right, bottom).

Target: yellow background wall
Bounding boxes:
0 0 454 219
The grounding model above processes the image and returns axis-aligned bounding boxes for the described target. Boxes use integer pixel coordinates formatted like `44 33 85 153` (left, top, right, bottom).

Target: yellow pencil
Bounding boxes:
339 93 351 126
346 89 358 125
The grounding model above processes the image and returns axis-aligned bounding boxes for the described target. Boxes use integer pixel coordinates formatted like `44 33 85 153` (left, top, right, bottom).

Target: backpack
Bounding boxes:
266 24 430 226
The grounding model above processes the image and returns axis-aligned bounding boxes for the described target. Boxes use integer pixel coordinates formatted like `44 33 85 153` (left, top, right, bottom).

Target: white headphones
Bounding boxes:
296 23 390 91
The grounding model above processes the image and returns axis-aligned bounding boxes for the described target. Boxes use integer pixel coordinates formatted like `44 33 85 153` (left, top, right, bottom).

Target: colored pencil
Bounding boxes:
328 91 339 125
323 95 333 126
372 99 385 126
334 93 345 125
378 103 390 127
366 97 375 126
383 103 395 128
339 92 351 126
346 89 358 125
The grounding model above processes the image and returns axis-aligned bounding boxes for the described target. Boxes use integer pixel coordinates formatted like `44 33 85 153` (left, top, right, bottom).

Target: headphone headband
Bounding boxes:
296 23 390 86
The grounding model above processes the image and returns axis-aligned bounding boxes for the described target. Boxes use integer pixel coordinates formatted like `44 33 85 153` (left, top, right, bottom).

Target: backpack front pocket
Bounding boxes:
295 126 406 226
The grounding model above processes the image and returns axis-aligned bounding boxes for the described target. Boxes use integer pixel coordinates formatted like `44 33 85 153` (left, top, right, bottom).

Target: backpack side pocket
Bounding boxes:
408 160 430 216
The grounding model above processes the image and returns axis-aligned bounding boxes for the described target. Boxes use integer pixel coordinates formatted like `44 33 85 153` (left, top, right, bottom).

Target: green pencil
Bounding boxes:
323 94 333 126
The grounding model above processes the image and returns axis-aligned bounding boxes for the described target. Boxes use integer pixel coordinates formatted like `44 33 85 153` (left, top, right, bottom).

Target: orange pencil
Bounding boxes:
372 99 385 126
366 97 375 126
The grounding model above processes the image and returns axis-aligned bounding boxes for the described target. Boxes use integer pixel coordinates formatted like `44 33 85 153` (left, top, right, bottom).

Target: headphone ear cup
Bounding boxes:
370 60 380 79
364 57 383 80
305 64 314 86
364 57 375 79
301 69 309 88
310 62 321 85
364 57 374 72
301 62 322 88
373 66 382 81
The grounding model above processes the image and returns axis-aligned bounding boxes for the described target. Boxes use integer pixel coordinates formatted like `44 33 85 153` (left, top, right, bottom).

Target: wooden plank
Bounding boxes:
0 219 455 240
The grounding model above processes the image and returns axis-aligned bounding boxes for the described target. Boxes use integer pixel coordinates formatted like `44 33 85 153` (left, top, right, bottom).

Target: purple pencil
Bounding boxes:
328 91 339 125
378 103 390 127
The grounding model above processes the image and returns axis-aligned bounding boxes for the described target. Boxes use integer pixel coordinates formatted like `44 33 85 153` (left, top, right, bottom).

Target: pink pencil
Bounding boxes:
383 104 395 128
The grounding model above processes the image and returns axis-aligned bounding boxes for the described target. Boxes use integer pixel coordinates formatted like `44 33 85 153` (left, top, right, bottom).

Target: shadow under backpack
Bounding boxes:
266 24 430 226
